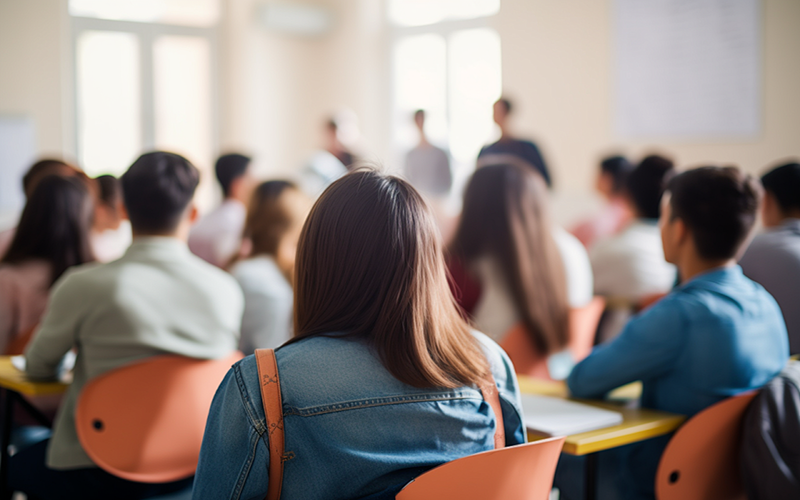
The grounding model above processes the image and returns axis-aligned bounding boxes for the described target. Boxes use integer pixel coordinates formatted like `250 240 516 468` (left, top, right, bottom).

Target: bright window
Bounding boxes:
76 31 141 177
69 0 220 27
388 0 500 27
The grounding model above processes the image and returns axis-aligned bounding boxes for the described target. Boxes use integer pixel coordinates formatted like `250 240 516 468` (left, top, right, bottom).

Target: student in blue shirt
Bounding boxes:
568 166 789 499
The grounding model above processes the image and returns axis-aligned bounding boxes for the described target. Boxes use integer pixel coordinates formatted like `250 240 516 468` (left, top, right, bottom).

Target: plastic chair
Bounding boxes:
500 297 605 379
75 351 243 483
396 436 566 500
655 392 757 500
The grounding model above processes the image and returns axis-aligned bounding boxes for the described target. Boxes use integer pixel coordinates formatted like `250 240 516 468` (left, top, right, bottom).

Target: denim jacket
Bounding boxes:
193 332 526 500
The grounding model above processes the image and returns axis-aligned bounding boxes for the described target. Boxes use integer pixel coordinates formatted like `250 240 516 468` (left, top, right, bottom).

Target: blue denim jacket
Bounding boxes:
193 332 525 500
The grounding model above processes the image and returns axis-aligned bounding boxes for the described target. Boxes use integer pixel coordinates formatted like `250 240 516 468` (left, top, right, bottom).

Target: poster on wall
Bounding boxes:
0 116 36 218
614 0 761 139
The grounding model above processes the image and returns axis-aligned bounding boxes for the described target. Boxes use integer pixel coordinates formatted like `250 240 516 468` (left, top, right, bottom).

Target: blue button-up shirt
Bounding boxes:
193 332 525 500
568 265 788 498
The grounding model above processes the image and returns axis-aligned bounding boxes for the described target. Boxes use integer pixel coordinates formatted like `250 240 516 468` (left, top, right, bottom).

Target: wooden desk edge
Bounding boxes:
0 357 69 396
528 415 686 456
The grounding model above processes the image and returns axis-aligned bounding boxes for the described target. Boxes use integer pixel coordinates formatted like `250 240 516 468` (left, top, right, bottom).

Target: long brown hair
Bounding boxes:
289 168 490 389
449 162 570 356
244 180 302 257
2 175 95 285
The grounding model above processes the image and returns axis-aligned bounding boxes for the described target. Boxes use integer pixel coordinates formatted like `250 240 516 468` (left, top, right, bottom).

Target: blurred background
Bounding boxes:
1 0 798 228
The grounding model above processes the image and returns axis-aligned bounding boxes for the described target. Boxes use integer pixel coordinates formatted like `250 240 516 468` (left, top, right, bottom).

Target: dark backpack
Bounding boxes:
740 360 800 500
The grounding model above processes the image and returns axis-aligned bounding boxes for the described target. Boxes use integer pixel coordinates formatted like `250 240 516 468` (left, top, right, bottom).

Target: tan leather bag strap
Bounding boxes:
255 349 285 500
479 372 506 449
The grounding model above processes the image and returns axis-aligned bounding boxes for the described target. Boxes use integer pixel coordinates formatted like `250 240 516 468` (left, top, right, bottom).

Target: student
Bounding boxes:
590 155 677 340
568 166 789 499
231 180 310 355
570 155 634 249
91 174 131 262
0 159 91 257
0 176 95 354
740 161 800 354
448 161 593 350
324 117 357 170
193 169 525 499
478 97 551 187
404 109 452 196
188 153 254 267
11 152 244 500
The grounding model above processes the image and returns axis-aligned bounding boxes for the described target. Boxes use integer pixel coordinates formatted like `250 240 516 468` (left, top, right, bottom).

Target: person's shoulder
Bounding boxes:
471 329 512 375
232 257 290 295
553 227 588 258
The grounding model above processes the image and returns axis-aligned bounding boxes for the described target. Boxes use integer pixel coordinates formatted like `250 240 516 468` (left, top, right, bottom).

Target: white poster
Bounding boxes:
614 0 761 139
0 116 36 214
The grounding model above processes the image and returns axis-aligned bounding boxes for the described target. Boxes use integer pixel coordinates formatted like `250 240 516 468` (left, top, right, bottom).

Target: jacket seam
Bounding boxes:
234 363 267 435
231 427 262 500
284 392 481 417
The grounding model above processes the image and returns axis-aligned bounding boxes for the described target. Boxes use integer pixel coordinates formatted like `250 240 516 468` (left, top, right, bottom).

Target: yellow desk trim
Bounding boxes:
519 375 686 456
0 356 69 396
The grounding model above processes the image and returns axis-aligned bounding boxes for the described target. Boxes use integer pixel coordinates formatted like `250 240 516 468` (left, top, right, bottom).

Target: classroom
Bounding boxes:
0 1 799 499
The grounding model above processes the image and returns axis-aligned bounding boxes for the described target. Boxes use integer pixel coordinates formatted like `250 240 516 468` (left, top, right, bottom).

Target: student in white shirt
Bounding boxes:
448 160 592 355
590 155 678 341
11 152 244 500
231 180 310 355
90 174 131 263
188 153 255 267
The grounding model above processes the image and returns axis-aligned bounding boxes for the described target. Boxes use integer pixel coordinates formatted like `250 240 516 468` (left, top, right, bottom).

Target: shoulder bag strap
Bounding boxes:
255 348 286 500
479 371 506 449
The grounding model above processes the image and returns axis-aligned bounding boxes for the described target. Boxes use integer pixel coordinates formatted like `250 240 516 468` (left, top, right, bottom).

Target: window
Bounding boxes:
390 1 501 191
71 0 219 209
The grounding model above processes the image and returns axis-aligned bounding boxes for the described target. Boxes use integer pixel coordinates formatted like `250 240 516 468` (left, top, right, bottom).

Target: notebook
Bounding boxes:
522 394 623 436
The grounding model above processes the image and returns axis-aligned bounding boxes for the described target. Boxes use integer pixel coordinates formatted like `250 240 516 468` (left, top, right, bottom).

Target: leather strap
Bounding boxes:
480 373 506 449
255 349 286 500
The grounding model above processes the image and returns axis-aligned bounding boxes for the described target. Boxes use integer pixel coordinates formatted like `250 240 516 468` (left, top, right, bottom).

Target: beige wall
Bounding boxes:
0 0 73 159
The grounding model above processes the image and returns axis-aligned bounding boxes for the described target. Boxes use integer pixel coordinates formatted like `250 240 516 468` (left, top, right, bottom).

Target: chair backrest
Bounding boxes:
75 351 243 483
655 391 757 500
396 436 566 500
500 297 605 379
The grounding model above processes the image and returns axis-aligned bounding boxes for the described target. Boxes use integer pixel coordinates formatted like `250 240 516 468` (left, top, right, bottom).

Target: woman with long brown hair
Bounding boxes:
0 175 95 354
448 160 593 357
194 169 525 499
231 180 309 355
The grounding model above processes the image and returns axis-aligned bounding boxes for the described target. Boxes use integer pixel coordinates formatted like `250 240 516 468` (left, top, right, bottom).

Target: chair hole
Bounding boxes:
92 419 104 431
669 471 680 484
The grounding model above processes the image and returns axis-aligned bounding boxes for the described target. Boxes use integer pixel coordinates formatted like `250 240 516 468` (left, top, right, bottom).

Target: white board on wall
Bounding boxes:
0 116 36 216
614 0 761 140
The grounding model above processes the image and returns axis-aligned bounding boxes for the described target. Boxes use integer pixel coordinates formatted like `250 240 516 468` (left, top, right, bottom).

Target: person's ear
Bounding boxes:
189 204 199 224
118 203 129 221
674 218 689 246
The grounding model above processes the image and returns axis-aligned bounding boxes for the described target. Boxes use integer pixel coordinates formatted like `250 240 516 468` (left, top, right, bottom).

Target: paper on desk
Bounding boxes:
10 351 76 377
522 394 623 436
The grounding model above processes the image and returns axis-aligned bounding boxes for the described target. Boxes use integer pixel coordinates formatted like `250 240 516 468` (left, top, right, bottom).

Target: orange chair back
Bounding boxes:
396 436 566 500
655 392 757 500
500 297 605 379
76 351 243 483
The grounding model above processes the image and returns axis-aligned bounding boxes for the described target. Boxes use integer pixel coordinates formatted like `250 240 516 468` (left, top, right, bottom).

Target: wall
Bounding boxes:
492 0 800 224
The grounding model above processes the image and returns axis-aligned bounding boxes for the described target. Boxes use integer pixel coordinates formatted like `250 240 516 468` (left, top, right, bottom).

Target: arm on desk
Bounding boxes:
567 297 685 399
24 273 84 379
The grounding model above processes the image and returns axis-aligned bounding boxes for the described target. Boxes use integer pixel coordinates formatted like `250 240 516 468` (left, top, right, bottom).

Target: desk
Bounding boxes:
0 356 69 498
518 375 686 500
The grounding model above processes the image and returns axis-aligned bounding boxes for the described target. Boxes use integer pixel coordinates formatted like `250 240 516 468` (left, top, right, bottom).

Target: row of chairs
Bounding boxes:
73 348 754 499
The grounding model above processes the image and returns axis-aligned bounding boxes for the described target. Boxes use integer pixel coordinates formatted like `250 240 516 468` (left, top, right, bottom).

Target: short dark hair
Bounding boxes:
668 166 761 260
600 156 634 194
121 152 199 233
761 161 800 214
215 154 251 198
95 174 121 208
22 159 88 198
496 98 512 114
626 154 675 219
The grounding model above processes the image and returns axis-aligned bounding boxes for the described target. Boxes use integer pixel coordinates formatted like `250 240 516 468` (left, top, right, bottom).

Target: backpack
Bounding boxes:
740 359 800 500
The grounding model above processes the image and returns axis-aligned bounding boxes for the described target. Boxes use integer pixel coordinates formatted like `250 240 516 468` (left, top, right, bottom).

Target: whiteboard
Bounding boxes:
614 0 761 139
0 116 36 214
